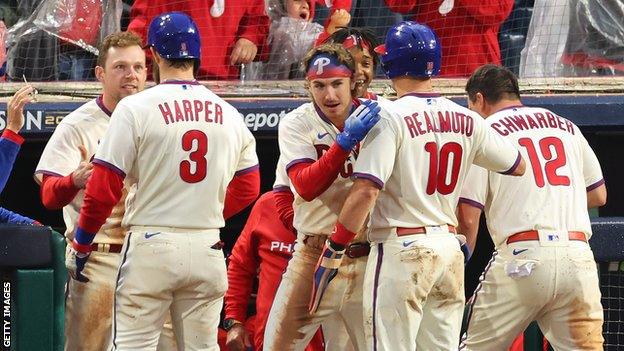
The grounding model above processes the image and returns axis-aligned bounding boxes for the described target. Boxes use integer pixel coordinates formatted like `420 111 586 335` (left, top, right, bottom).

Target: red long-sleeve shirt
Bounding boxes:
225 191 323 351
128 0 270 80
384 0 513 77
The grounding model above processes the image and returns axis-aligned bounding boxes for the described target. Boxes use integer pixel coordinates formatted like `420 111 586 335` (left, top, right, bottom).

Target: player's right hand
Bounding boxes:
309 239 345 314
71 145 93 189
336 99 381 151
6 85 36 133
225 324 252 351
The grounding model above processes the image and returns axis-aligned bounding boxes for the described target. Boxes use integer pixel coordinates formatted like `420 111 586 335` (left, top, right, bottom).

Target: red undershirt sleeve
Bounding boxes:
78 163 124 234
223 168 261 220
287 142 350 201
41 174 80 210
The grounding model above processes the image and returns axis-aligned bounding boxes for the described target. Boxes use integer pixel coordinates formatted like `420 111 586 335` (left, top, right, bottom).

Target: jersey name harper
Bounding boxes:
158 99 224 125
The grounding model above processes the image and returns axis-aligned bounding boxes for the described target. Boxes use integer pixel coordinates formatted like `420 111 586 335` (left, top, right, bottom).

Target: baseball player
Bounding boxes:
224 190 325 351
311 21 526 351
264 43 381 351
273 26 382 236
34 31 177 351
458 64 606 350
71 12 259 350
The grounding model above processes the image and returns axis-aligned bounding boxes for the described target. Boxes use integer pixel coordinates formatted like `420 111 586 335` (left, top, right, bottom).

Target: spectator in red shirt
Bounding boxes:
383 0 513 77
224 191 335 351
128 2 270 80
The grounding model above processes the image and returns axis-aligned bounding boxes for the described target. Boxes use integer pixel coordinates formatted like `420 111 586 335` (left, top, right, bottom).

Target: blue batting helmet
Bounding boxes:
147 12 200 60
374 21 441 78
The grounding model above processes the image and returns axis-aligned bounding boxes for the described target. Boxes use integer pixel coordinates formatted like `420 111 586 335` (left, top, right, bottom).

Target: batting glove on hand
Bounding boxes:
66 240 91 283
336 99 381 151
456 234 472 264
309 239 345 314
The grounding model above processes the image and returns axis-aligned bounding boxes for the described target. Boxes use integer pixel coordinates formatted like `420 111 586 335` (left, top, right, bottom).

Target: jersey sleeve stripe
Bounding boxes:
93 158 126 177
499 152 522 175
586 178 605 192
272 185 290 192
235 164 259 176
285 158 315 172
353 172 384 189
458 197 485 210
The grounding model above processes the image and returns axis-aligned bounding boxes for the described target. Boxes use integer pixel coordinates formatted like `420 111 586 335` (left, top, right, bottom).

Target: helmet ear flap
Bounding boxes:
379 21 441 79
147 12 201 63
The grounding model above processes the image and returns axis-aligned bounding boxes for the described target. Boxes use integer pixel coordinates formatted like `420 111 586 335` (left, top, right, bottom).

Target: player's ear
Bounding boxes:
350 77 356 91
95 65 105 84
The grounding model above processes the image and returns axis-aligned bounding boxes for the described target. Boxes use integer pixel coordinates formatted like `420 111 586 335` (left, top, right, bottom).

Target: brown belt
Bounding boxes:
90 243 123 253
506 230 587 244
345 242 370 258
396 225 457 236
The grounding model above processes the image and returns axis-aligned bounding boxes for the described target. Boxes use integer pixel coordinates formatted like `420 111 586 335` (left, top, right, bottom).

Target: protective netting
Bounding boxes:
0 0 622 83
600 262 624 351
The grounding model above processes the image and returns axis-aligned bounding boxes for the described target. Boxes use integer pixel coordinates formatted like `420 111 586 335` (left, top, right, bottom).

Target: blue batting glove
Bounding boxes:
309 239 345 314
336 100 381 151
66 227 95 283
456 234 472 264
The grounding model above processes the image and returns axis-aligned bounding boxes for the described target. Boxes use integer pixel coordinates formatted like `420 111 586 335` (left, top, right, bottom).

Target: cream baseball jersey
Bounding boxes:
94 81 258 229
460 105 604 246
35 97 128 244
354 94 520 238
277 102 360 235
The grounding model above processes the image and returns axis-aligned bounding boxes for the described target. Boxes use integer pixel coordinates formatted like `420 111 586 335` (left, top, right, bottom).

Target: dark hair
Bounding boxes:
465 64 521 104
97 31 143 67
322 27 380 68
163 58 196 71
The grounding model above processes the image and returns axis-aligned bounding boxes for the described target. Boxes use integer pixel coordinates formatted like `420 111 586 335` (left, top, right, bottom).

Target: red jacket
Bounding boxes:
383 0 513 77
225 191 323 351
128 0 270 80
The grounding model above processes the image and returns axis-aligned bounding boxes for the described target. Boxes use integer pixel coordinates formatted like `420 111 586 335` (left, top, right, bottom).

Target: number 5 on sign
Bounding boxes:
180 129 208 183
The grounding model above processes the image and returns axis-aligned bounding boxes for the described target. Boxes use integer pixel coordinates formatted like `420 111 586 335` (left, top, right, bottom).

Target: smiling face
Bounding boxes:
96 45 147 104
308 76 355 123
285 0 311 21
348 46 375 98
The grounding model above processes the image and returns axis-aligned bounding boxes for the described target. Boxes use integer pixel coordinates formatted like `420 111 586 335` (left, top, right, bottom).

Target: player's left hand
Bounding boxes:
309 239 345 314
456 234 472 263
66 240 91 283
230 38 258 65
336 99 381 150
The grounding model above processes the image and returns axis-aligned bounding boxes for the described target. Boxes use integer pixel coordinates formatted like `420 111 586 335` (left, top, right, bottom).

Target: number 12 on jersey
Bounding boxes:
518 137 570 187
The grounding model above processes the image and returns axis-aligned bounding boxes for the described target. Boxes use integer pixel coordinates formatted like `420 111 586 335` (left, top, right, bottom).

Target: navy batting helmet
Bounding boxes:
147 12 200 60
374 21 441 79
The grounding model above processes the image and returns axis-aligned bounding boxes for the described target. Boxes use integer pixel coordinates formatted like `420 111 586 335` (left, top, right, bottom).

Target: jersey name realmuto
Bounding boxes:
95 81 258 229
277 102 361 236
354 94 520 239
34 98 128 244
460 105 604 246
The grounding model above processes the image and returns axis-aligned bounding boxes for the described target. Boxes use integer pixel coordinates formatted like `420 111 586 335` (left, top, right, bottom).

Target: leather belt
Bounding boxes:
90 243 123 253
396 225 457 236
506 230 587 244
345 242 370 258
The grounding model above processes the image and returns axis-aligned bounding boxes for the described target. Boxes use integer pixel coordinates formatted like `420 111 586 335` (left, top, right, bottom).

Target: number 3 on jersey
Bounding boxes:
518 137 570 187
180 130 208 183
424 141 463 195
